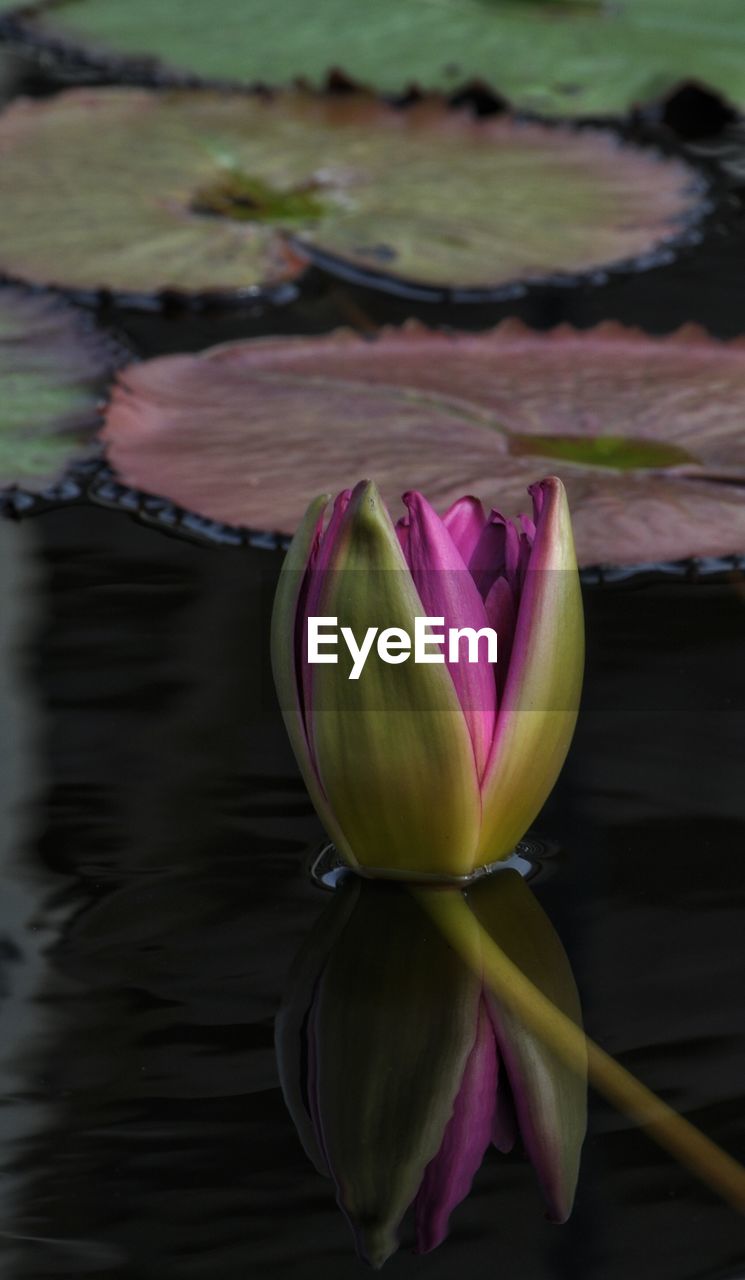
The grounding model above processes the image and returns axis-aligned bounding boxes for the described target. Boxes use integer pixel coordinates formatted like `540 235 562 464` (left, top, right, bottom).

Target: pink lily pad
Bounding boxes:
101 322 745 567
0 86 706 300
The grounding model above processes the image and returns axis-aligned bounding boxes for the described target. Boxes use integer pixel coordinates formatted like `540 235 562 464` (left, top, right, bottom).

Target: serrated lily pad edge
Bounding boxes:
6 312 745 584
5 315 745 582
3 456 743 588
0 261 303 315
5 348 745 591
92 315 745 575
273 111 722 303
0 70 726 308
2 1 744 124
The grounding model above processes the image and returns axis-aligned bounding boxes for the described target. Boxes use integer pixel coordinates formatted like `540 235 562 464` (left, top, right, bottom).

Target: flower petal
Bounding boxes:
311 883 482 1267
442 495 487 563
402 490 497 778
469 870 586 1223
274 875 362 1176
304 489 352 618
469 508 521 599
414 998 498 1253
301 488 352 716
477 477 584 863
310 481 482 876
271 494 357 864
483 575 516 698
395 512 410 559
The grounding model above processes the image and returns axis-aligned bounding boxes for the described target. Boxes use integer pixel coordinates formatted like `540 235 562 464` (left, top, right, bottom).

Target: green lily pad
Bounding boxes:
0 287 118 491
11 0 745 116
0 87 704 300
101 322 745 567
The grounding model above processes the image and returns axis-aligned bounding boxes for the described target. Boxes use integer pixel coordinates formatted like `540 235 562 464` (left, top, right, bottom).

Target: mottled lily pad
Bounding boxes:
9 0 745 116
0 287 118 491
0 87 705 301
101 322 745 567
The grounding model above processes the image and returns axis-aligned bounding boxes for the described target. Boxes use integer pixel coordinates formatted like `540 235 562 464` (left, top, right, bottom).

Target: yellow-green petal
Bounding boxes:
271 493 358 866
311 481 481 877
468 871 586 1222
477 478 584 863
311 881 481 1266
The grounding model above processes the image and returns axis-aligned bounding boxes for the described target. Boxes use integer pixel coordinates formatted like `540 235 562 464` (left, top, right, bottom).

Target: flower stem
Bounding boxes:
415 887 745 1214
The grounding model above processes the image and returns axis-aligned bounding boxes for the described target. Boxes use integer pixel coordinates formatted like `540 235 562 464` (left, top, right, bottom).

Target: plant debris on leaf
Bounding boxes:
11 0 745 116
101 322 745 567
0 286 118 491
0 87 705 300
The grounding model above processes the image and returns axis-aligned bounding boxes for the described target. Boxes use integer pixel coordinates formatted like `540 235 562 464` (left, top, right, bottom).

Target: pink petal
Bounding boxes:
525 477 563 574
469 509 521 599
520 513 537 544
483 576 516 697
414 1000 498 1254
515 514 537 589
402 490 497 778
308 488 353 608
529 481 546 520
441 495 487 563
517 534 532 590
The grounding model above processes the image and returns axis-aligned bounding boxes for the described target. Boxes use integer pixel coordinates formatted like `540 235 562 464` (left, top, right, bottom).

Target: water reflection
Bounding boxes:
277 871 586 1266
0 505 743 1279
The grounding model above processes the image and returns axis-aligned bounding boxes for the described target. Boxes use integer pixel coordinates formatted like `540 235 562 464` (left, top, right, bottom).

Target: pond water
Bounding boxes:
0 52 744 1280
0 502 743 1278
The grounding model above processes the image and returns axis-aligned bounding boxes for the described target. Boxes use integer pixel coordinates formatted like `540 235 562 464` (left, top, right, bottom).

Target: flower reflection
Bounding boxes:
276 869 586 1267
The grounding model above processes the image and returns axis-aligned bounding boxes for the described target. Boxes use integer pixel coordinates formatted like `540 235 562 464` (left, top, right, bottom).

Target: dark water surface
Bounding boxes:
1 505 744 1279
0 48 745 1280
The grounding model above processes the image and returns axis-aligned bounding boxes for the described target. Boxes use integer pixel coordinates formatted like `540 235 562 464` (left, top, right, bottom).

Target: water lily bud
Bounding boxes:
271 476 583 877
275 871 586 1266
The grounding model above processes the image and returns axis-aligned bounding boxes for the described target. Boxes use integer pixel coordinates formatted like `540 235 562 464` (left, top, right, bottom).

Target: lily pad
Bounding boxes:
10 0 745 116
0 87 705 301
0 286 118 491
101 322 745 567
